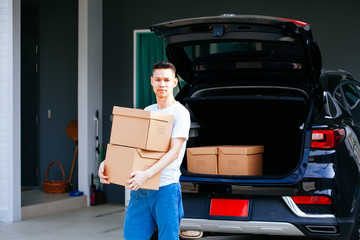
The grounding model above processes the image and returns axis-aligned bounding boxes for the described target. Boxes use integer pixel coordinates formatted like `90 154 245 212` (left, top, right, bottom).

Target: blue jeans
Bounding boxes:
123 182 183 240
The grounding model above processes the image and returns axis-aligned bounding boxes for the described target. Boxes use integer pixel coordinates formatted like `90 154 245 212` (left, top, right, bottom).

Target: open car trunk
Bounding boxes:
150 15 321 181
181 86 310 178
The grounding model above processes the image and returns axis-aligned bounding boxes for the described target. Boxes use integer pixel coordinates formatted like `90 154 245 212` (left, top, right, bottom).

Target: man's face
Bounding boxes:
151 68 178 99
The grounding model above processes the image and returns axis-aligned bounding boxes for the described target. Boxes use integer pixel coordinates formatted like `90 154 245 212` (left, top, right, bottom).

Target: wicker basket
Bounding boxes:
42 161 70 193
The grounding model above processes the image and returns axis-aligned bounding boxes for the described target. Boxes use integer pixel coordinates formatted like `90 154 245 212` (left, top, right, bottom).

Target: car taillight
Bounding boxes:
311 128 345 149
291 196 332 205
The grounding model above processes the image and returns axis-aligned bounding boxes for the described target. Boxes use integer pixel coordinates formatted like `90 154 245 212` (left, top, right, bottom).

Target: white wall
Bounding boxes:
0 0 21 222
78 0 103 204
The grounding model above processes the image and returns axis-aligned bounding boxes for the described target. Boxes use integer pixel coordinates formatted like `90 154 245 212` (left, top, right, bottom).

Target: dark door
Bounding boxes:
21 5 39 187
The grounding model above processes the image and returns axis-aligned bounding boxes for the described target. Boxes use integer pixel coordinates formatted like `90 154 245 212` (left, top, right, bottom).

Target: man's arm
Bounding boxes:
125 138 185 191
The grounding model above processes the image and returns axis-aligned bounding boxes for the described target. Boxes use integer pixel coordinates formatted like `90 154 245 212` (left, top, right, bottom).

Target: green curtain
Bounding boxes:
136 32 167 109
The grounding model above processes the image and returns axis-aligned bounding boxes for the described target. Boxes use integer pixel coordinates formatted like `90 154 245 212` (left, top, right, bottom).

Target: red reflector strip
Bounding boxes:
210 199 249 217
291 196 332 205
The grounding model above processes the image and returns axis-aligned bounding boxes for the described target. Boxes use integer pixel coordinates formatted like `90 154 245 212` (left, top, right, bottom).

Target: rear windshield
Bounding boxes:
183 41 305 62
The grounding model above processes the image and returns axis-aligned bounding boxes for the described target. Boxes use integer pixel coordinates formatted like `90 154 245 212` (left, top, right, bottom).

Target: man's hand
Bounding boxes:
98 161 110 184
125 170 151 191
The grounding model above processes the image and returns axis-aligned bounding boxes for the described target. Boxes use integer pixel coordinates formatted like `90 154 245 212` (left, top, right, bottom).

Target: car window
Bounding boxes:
183 41 305 62
342 83 360 121
184 42 258 58
343 84 360 108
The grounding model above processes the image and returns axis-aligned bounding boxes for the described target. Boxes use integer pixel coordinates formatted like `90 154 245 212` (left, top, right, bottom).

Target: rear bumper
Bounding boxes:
180 217 353 239
180 218 305 236
181 192 352 239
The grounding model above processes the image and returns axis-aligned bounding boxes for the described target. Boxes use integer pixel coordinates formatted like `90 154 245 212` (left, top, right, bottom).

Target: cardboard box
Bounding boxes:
104 144 164 190
110 106 174 152
187 146 218 174
218 145 263 176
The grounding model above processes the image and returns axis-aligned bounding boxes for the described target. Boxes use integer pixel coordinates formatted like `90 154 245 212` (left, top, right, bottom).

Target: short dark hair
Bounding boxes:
152 61 176 76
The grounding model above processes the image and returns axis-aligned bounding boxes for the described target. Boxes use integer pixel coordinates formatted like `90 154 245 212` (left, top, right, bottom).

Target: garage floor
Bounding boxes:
1 203 125 240
1 202 309 240
1 190 307 240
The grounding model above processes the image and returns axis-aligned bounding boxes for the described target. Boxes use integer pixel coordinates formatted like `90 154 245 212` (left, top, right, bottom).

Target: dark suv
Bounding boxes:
151 15 360 240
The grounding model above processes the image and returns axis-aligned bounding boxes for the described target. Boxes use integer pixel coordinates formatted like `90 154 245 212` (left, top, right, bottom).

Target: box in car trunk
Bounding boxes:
187 146 218 174
218 145 263 175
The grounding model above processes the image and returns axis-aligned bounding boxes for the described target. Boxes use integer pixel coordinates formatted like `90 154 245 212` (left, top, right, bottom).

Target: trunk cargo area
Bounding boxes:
182 87 310 177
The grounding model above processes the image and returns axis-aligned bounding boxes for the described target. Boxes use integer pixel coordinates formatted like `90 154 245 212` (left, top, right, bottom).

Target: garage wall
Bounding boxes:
103 0 360 203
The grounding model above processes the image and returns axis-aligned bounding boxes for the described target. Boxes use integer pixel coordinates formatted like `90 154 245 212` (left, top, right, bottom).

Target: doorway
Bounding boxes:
21 4 39 187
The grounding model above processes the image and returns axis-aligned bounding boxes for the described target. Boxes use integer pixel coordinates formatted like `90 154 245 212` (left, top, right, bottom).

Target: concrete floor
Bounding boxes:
1 204 125 240
0 203 311 240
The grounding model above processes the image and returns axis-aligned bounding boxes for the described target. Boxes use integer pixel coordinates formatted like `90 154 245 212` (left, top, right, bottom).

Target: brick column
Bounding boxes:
0 0 21 222
78 0 103 205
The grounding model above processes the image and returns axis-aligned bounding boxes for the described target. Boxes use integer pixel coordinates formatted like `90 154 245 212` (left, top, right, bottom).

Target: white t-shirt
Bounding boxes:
145 101 191 187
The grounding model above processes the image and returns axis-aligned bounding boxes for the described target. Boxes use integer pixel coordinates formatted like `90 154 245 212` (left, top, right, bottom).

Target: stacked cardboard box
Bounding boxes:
104 106 174 190
110 106 174 152
187 145 263 176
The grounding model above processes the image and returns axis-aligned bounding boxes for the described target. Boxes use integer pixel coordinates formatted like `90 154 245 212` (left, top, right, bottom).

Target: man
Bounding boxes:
98 61 191 240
